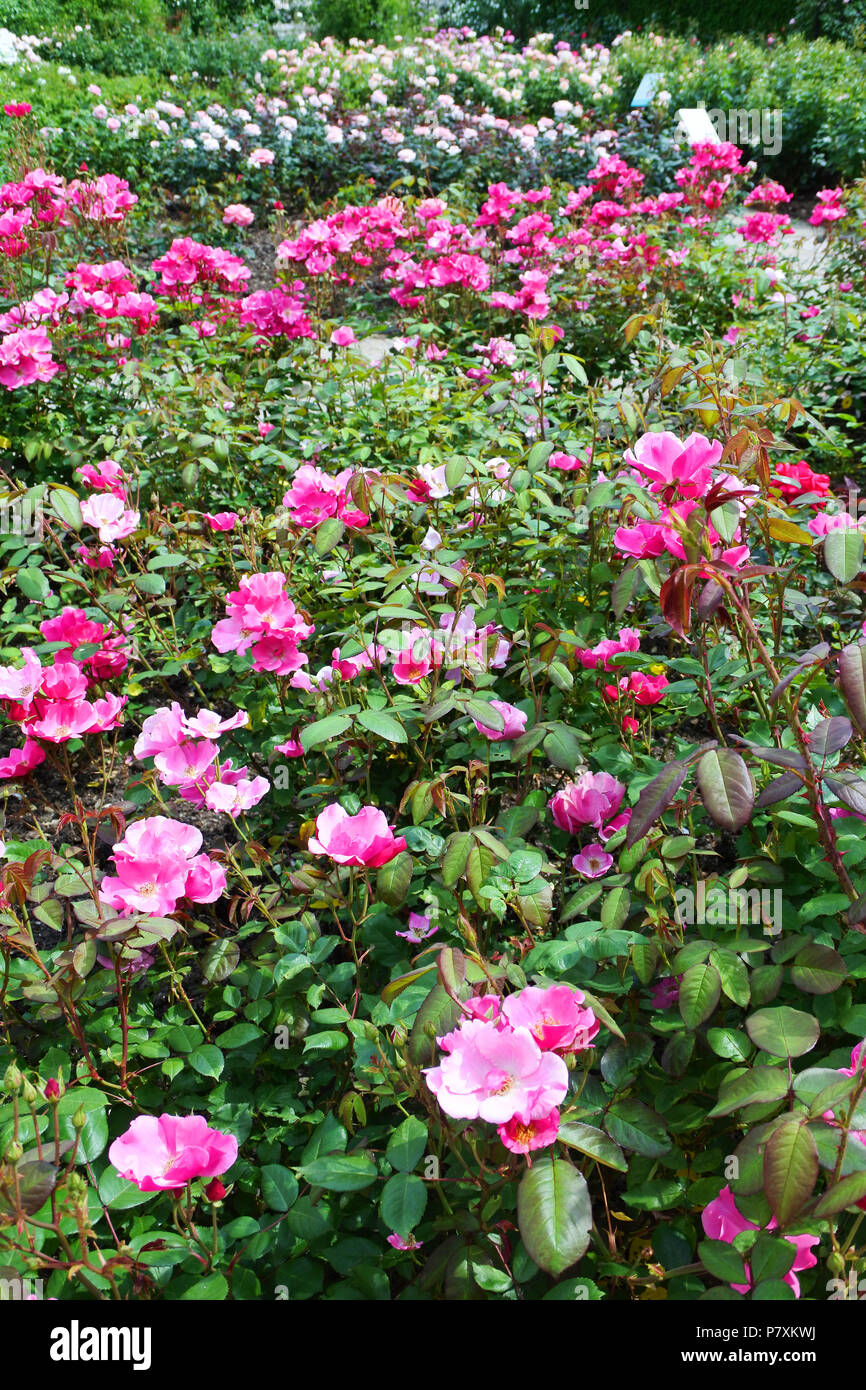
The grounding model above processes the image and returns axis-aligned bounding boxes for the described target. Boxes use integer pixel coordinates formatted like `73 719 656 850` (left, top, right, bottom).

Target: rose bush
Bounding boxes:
3 17 866 1306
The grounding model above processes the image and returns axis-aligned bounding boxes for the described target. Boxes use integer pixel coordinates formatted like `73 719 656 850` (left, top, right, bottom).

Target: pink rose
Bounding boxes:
701 1186 819 1297
308 803 407 868
109 1114 237 1192
472 699 527 741
549 771 625 833
501 984 599 1052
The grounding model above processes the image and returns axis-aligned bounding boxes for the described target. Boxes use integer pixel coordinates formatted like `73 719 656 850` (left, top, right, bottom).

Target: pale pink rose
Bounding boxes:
308 803 407 868
134 703 186 759
331 325 356 346
424 1018 568 1123
204 776 269 816
41 661 88 701
0 648 42 705
182 708 248 739
109 1114 237 1192
80 493 139 543
154 739 219 786
99 815 225 916
87 693 127 732
223 204 254 227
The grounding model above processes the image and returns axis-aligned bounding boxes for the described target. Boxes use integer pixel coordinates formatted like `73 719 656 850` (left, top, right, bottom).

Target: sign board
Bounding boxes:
674 107 722 145
631 73 664 108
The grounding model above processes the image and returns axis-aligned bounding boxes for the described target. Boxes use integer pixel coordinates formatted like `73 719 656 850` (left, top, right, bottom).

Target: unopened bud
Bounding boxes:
44 1079 60 1102
827 1251 846 1277
21 1080 38 1105
204 1178 226 1202
72 1107 87 1131
2 1064 22 1095
4 1140 23 1162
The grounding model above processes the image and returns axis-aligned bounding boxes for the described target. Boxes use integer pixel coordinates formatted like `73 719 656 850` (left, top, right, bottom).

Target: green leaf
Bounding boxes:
380 1172 427 1235
466 699 504 732
678 962 722 1028
437 946 466 1000
380 964 436 1007
746 1006 820 1058
216 1022 263 1049
97 1166 155 1210
188 1045 225 1079
133 573 165 596
626 760 689 846
543 726 581 772
376 851 413 908
707 1028 752 1062
631 940 660 985
824 527 864 584
839 641 866 733
260 1165 299 1212
314 516 345 555
710 949 750 1008
17 567 49 602
698 1238 748 1286
708 1066 789 1117
557 1121 627 1172
302 1030 348 1056
516 1158 592 1276
749 1232 795 1284
200 939 240 983
4 1161 57 1216
601 885 631 932
385 1116 428 1174
790 944 847 995
751 1278 795 1301
811 1171 866 1217
298 1154 378 1192
763 1116 818 1225
440 832 472 887
406 983 463 1066
696 749 754 832
299 714 352 752
48 487 82 531
179 1274 228 1300
605 1100 671 1158
357 708 407 743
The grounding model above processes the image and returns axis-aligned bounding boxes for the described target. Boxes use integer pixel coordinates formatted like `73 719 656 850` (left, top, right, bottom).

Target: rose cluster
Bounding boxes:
424 984 599 1154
